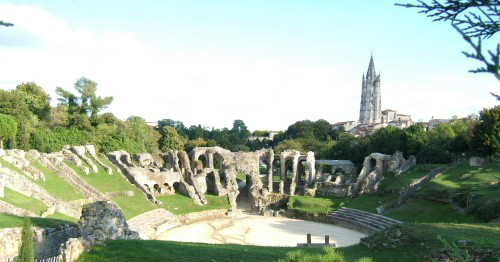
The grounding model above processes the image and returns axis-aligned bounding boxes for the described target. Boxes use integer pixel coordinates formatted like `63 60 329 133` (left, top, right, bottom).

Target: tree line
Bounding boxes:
0 78 497 168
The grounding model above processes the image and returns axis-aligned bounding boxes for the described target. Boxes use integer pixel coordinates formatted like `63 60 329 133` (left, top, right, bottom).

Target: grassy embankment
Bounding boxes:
76 222 499 262
288 163 497 223
64 156 156 219
0 157 83 202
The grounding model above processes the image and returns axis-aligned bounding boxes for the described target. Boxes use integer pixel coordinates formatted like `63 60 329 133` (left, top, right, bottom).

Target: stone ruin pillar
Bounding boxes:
279 155 286 194
207 152 214 169
306 152 316 185
267 150 274 193
223 165 239 212
289 154 300 196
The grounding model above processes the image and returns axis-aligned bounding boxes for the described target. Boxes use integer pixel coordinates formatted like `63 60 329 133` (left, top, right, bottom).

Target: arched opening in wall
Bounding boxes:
297 160 306 185
153 184 162 195
259 155 271 187
283 158 294 194
271 159 281 192
205 171 217 194
259 156 270 175
198 154 208 169
334 167 345 175
219 171 228 188
163 183 174 195
369 158 377 173
173 182 185 196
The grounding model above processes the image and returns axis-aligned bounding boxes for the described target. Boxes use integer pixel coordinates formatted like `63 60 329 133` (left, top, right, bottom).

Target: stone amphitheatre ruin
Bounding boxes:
0 144 416 261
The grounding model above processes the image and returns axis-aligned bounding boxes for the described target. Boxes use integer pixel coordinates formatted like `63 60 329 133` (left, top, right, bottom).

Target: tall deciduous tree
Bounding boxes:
15 82 51 120
472 106 500 157
0 113 17 149
56 77 113 127
159 126 186 151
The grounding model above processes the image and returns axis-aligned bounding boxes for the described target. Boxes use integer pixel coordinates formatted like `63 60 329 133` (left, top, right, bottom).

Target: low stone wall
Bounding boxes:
177 209 229 225
283 209 375 235
265 193 289 209
0 225 79 259
128 209 180 240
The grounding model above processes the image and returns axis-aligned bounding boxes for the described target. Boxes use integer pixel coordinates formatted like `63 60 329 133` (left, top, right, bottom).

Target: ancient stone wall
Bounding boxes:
0 225 79 259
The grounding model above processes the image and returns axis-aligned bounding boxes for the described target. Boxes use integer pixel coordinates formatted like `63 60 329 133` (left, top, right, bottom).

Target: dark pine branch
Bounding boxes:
0 21 13 27
396 0 499 82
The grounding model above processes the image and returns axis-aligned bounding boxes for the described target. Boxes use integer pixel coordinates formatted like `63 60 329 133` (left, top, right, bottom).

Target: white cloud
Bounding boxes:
0 4 497 131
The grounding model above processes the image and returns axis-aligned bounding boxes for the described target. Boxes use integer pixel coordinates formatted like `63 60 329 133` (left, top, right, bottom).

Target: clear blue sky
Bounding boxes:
0 1 497 130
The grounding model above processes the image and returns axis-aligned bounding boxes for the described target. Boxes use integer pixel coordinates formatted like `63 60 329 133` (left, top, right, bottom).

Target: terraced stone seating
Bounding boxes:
327 207 402 234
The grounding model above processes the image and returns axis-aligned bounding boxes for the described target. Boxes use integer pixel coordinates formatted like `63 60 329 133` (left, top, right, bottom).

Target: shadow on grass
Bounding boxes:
0 213 77 228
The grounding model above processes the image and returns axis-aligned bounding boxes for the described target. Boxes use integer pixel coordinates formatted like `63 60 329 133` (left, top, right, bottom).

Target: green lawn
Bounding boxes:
0 213 77 228
0 157 28 176
384 198 479 223
378 164 444 192
75 223 500 262
76 240 322 262
425 162 499 192
0 157 83 201
158 193 230 215
47 212 79 223
30 158 83 201
2 187 47 215
420 162 500 202
288 194 391 215
64 159 156 219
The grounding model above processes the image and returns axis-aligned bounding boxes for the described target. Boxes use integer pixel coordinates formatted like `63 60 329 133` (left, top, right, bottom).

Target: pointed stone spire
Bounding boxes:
367 55 376 79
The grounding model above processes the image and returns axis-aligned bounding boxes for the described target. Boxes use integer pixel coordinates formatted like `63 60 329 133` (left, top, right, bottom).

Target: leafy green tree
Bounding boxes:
312 119 333 141
18 218 35 262
367 126 405 155
124 116 160 153
275 139 305 153
184 137 208 152
285 120 315 139
327 133 368 167
230 119 250 146
403 123 428 156
0 113 17 149
0 90 37 149
15 82 51 120
159 126 187 151
472 106 500 157
56 77 113 127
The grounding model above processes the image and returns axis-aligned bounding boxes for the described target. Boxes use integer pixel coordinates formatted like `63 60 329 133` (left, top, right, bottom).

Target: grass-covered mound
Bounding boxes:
75 222 499 262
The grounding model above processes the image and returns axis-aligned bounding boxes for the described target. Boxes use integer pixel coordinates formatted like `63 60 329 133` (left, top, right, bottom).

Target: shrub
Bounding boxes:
471 199 500 221
30 127 91 152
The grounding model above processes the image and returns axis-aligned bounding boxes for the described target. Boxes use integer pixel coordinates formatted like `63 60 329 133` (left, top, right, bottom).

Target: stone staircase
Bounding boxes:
326 207 402 234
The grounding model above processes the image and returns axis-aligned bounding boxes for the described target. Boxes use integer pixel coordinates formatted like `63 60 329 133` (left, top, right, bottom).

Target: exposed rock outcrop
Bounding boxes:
58 201 139 262
79 201 139 246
